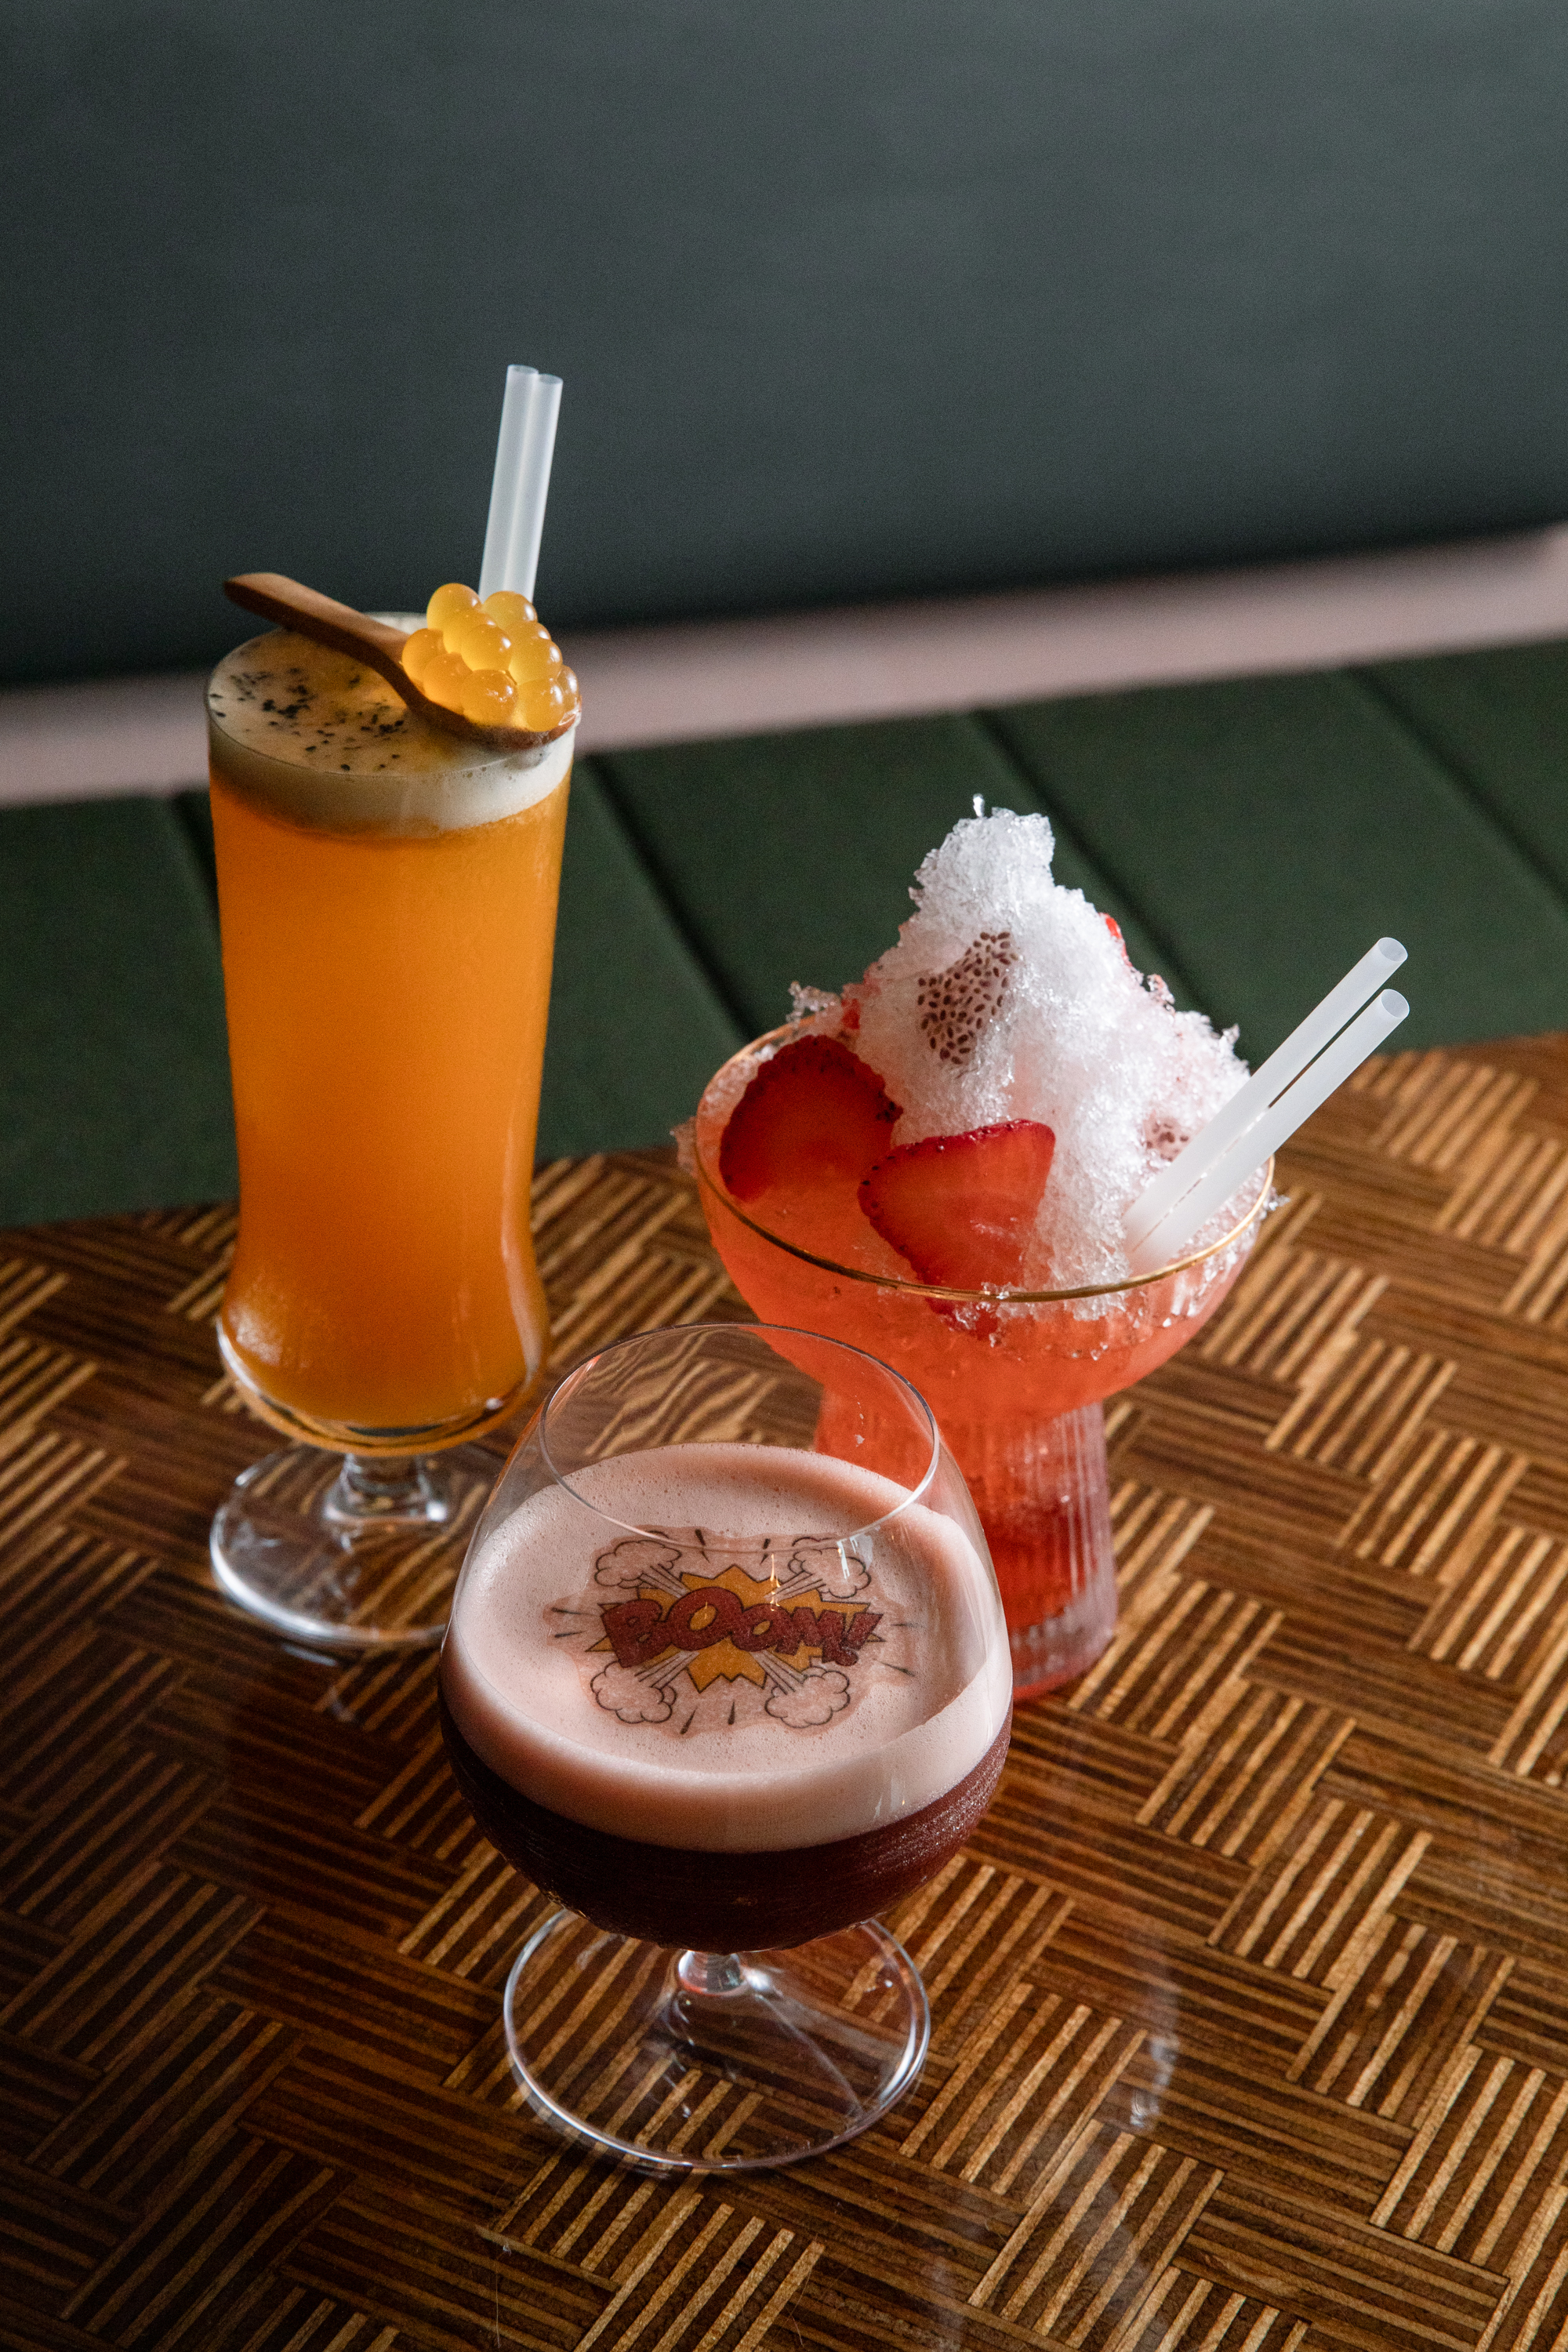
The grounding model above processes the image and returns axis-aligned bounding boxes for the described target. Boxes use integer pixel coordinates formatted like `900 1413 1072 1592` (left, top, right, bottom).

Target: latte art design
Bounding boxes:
549 1530 906 1738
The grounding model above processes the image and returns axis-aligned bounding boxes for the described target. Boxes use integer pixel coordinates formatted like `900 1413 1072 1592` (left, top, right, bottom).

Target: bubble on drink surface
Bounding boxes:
765 1666 851 1728
591 1663 676 1724
827 809 1247 1290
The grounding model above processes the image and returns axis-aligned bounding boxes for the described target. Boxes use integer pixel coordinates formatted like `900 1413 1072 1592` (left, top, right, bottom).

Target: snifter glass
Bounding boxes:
438 1320 1011 2173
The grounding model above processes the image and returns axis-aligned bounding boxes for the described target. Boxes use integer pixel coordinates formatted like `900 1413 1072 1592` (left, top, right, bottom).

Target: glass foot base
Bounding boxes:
210 1443 502 1651
503 1911 931 2172
1008 1565 1119 1698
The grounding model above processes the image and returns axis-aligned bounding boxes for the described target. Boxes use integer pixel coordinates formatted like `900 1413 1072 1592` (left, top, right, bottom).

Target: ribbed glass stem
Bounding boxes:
321 1453 449 1531
940 1401 1117 1696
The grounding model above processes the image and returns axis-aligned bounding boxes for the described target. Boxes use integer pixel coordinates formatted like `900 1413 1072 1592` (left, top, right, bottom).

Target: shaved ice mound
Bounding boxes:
794 808 1250 1291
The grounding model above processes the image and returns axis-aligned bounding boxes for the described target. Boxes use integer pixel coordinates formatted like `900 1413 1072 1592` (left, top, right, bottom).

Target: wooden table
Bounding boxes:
5 1034 1568 2352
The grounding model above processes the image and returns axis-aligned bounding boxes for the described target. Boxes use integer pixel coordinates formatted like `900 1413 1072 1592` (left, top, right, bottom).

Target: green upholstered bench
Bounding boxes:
5 637 1566 1229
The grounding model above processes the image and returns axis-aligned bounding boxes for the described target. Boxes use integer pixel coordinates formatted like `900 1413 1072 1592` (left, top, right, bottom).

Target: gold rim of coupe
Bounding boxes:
694 1023 1275 1306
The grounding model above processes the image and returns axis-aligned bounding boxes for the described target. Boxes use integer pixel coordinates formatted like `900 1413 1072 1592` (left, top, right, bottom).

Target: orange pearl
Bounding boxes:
423 650 470 711
451 613 514 671
518 676 568 731
483 590 536 633
426 582 479 634
509 624 564 684
460 669 519 725
401 627 445 688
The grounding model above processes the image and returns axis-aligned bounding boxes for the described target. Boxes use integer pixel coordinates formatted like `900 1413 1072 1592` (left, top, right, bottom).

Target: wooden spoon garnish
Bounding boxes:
223 572 573 751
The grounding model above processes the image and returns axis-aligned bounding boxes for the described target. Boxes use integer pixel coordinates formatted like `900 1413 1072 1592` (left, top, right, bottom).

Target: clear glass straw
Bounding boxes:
1127 988 1409 1275
478 364 563 602
1125 936 1407 1252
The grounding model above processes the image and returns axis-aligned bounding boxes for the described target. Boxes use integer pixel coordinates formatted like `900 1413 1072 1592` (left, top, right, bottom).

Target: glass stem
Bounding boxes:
321 1452 448 1530
675 1951 747 1998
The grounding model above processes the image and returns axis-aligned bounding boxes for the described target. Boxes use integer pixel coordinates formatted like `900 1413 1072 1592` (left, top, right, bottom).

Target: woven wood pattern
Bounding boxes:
6 1037 1568 2350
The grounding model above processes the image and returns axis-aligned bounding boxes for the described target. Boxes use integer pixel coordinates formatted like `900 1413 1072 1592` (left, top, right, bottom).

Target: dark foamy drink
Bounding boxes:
439 1443 1011 1948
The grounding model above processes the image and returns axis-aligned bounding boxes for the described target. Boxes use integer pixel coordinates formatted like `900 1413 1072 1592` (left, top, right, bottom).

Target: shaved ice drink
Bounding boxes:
439 1443 1011 1948
693 811 1269 1696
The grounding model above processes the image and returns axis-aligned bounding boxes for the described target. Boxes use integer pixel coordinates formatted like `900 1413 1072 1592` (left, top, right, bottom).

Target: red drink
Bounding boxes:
695 1030 1268 1693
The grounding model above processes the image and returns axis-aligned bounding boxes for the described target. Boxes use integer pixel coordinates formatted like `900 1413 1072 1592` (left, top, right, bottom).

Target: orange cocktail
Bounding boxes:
208 626 572 1450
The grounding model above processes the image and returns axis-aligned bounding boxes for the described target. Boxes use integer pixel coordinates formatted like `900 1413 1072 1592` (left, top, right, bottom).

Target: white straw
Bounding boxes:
1125 936 1407 1252
506 372 561 600
477 364 563 602
1127 989 1409 1275
478 365 534 598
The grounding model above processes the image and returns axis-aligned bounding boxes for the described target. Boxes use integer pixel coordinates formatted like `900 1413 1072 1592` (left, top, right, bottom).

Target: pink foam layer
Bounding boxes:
442 1444 1010 1851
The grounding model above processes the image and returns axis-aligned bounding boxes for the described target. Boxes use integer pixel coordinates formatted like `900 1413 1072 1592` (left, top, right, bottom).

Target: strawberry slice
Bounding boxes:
858 1122 1056 1290
720 1036 901 1203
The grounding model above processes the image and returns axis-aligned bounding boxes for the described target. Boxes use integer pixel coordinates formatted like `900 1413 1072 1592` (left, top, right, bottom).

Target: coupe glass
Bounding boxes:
438 1320 1011 2172
695 1026 1272 1697
203 622 574 1651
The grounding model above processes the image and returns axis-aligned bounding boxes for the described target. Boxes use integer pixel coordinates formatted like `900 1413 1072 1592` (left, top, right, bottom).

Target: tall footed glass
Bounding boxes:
206 626 574 1650
695 1027 1271 1699
438 1321 1011 2171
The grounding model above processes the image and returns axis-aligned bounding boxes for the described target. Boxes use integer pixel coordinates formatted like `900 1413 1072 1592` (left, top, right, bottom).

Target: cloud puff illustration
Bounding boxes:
593 1537 684 1591
591 1664 676 1723
765 1667 851 1728
789 1538 871 1597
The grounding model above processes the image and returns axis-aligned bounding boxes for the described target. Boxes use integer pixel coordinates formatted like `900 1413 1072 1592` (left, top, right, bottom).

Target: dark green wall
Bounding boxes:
5 639 1568 1229
5 0 1566 686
